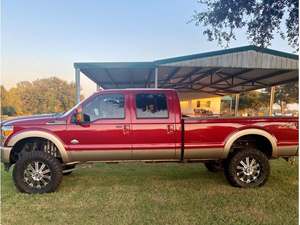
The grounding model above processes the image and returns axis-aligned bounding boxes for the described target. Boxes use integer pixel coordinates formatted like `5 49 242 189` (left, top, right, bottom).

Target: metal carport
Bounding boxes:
74 45 298 116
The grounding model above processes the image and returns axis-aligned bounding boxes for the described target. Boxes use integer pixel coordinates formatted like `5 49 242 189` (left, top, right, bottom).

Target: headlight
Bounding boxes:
1 125 14 142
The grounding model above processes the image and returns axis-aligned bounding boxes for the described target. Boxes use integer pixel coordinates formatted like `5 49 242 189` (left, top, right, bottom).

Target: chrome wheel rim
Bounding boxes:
24 161 52 189
236 157 261 184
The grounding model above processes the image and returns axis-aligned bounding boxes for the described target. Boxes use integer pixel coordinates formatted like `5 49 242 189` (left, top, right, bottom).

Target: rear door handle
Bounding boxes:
123 124 130 134
167 124 175 133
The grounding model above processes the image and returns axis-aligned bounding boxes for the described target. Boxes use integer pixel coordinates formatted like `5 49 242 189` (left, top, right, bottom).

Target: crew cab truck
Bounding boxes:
1 89 298 194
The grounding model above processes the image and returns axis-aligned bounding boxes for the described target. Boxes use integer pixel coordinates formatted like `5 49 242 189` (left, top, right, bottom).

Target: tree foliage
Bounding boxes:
2 106 16 116
0 86 17 116
192 0 299 50
237 83 298 115
1 77 80 116
275 82 298 112
239 90 269 110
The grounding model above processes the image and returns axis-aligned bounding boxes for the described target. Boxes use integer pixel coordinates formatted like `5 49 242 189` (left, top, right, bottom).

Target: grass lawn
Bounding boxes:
1 159 298 225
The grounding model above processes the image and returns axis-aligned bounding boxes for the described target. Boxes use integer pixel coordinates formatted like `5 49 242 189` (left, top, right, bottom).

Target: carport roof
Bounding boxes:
74 45 298 96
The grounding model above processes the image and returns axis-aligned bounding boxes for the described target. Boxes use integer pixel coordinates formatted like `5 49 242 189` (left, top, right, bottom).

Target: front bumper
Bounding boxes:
1 145 12 163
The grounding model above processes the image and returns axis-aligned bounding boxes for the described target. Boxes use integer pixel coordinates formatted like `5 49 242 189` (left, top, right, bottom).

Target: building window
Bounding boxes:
206 101 211 108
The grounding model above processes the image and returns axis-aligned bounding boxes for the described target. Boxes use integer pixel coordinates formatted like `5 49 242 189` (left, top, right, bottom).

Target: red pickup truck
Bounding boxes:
1 89 298 193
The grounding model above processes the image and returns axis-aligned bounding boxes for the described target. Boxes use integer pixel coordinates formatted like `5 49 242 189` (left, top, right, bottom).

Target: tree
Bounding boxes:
1 85 17 116
0 85 8 107
2 106 16 116
192 0 298 50
1 77 81 116
275 83 298 113
238 90 269 115
235 83 298 115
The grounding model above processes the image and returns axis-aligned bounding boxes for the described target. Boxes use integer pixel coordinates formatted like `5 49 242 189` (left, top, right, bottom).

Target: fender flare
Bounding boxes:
7 130 69 163
223 128 278 158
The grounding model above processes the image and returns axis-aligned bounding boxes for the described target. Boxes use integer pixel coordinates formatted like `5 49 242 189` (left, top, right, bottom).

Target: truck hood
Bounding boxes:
1 113 66 126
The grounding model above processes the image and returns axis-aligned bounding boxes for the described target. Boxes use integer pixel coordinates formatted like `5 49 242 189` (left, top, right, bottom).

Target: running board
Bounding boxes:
79 159 208 164
63 168 76 174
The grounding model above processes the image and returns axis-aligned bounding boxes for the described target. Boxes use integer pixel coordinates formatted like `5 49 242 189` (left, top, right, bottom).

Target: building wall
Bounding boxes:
180 97 221 116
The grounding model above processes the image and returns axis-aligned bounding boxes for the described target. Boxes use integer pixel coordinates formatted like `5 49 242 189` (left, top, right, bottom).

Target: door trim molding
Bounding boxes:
68 150 132 162
181 147 223 159
132 149 176 160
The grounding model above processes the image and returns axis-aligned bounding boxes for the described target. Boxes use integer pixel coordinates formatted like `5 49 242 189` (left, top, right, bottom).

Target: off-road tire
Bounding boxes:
204 160 224 172
13 151 63 194
224 148 270 188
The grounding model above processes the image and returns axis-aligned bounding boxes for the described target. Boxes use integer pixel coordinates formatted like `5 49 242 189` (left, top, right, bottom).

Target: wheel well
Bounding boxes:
10 137 62 164
230 134 273 158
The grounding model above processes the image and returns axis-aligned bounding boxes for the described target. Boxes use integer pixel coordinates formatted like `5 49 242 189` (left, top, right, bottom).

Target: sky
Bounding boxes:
1 0 295 97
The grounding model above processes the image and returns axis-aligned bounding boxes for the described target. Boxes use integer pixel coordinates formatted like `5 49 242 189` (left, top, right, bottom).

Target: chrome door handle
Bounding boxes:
115 125 130 134
167 125 174 133
123 124 130 134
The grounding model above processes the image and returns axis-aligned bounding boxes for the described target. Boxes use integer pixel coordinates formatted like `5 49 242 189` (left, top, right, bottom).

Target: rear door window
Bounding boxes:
135 93 168 119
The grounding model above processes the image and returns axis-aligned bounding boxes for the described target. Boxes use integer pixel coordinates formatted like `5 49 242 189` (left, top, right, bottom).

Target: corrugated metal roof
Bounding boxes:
155 45 298 64
74 45 298 97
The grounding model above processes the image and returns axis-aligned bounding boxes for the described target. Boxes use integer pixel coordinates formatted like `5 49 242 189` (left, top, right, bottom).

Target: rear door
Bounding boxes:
130 91 177 160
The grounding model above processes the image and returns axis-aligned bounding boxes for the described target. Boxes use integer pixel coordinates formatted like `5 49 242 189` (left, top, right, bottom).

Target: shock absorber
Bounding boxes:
43 140 58 157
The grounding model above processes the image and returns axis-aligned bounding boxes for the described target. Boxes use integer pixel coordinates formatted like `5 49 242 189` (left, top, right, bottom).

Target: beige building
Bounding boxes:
180 96 221 116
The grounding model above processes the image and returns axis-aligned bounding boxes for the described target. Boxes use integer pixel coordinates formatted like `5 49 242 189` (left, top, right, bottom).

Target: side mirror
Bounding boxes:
74 112 90 125
75 112 83 124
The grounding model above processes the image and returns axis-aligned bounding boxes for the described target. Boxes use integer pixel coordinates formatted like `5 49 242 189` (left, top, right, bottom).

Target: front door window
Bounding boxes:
83 94 125 121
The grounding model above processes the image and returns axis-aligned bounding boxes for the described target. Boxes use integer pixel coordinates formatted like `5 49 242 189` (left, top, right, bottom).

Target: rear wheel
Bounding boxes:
204 160 224 172
13 151 63 194
224 148 270 188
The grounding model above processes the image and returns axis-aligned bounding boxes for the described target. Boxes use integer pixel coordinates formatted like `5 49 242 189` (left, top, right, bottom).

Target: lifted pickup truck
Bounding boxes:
1 89 298 193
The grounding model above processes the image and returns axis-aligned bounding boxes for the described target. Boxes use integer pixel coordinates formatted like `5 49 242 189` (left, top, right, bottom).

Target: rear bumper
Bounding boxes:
1 146 12 163
277 145 298 157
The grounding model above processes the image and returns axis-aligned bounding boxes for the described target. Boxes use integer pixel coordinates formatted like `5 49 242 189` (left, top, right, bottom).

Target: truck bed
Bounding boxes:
181 116 298 159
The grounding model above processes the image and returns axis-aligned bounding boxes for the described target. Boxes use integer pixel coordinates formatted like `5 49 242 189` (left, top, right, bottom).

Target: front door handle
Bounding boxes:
116 125 130 135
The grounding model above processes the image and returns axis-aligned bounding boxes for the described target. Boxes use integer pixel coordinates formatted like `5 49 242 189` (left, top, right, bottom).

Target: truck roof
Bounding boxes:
96 88 176 92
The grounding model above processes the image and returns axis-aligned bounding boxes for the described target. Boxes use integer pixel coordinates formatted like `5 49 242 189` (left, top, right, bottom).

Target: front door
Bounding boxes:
66 93 132 161
130 91 176 160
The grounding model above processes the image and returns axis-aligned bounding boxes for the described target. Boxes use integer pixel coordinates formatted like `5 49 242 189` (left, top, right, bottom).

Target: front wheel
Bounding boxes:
224 148 270 188
13 151 63 194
